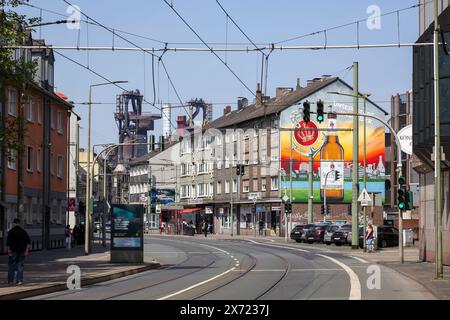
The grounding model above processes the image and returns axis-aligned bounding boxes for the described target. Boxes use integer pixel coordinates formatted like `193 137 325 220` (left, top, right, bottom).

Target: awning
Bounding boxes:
181 208 201 214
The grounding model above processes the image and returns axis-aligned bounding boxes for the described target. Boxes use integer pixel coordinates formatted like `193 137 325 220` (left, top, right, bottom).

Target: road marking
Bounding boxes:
348 256 368 263
316 254 361 300
247 239 310 253
197 243 230 255
231 268 343 272
157 266 236 300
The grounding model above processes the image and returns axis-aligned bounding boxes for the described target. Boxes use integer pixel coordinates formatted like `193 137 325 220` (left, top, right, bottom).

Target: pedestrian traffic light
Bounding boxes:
316 100 324 123
303 101 311 123
327 204 331 216
236 166 241 176
334 170 341 181
240 165 245 176
398 176 406 186
405 190 413 210
397 188 406 210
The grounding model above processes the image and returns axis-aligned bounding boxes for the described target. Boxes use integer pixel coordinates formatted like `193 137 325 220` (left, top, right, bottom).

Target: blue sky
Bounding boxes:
16 0 419 148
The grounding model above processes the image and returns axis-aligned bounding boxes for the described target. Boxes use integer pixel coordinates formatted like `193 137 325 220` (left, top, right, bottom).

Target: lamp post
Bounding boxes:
85 81 127 255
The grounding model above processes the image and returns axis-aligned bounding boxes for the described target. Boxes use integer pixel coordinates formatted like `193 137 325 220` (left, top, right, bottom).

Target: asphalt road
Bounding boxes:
29 236 434 300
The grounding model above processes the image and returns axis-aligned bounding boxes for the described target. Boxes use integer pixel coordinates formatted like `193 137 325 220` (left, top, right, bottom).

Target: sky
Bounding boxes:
14 0 420 149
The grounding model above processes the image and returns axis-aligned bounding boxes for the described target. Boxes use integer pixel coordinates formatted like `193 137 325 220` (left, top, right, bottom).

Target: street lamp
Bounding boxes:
85 81 127 255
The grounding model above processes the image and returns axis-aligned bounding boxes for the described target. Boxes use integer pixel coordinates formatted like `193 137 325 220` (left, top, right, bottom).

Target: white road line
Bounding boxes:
316 254 361 300
348 256 369 263
231 268 343 272
157 266 236 300
197 243 230 255
247 239 310 253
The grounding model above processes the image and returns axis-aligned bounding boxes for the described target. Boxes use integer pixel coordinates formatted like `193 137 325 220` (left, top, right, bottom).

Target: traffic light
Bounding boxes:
405 190 413 210
303 101 311 123
285 201 292 214
327 204 331 216
240 165 245 176
334 170 341 181
316 100 324 123
236 166 241 176
397 176 406 210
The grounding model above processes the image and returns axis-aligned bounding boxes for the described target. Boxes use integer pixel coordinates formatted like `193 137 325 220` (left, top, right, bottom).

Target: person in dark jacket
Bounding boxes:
6 218 31 285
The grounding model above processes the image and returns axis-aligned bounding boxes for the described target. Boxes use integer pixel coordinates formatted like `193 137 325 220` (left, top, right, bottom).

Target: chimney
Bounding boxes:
276 87 293 98
255 83 262 107
237 97 248 110
177 115 187 137
224 105 232 115
296 78 302 90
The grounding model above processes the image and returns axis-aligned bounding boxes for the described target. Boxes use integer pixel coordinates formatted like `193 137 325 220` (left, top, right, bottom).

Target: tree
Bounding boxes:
1 0 38 222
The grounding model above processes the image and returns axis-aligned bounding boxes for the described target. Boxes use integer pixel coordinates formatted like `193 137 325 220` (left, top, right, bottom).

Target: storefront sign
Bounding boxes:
205 206 213 214
398 125 412 155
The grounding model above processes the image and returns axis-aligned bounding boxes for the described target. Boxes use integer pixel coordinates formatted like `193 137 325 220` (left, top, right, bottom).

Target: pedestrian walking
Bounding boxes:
65 225 72 250
202 221 208 237
209 222 213 235
72 224 80 247
366 224 375 253
6 218 31 286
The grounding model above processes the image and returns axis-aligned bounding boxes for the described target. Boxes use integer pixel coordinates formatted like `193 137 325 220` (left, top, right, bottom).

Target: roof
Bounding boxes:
129 140 178 166
30 82 74 110
207 77 386 129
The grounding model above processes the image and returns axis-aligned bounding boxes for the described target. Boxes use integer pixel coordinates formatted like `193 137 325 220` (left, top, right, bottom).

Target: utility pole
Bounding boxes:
230 179 233 237
351 61 359 249
363 95 368 252
147 160 152 234
308 152 313 224
433 0 443 279
289 130 293 237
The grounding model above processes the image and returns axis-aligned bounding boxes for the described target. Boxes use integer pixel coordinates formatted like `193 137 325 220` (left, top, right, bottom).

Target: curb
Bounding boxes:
0 262 161 300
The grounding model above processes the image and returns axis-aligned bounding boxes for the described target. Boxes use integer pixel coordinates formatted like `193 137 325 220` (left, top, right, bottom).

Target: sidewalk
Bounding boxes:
149 233 450 299
0 243 160 300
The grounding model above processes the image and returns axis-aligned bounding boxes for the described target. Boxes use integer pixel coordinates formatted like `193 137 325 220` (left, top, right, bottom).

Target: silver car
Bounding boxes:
324 224 341 245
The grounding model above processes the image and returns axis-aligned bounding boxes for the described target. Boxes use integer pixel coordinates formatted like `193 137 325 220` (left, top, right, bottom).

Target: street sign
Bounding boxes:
282 194 290 203
155 204 161 214
398 125 413 155
68 198 77 212
358 188 372 207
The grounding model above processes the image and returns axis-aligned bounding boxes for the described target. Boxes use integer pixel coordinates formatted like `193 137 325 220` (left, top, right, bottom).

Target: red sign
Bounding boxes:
68 198 77 211
294 121 318 147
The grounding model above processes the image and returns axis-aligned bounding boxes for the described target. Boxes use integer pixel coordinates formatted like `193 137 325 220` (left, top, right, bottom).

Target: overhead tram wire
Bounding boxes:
61 0 191 122
162 0 257 100
54 50 178 130
274 1 431 45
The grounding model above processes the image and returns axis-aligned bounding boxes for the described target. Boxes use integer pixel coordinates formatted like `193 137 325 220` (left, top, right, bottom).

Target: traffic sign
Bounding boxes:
68 198 77 212
282 194 290 203
358 188 372 207
155 204 161 214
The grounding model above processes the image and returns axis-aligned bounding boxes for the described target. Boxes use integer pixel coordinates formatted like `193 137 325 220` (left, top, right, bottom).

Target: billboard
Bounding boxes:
111 205 143 249
280 82 386 204
151 187 175 204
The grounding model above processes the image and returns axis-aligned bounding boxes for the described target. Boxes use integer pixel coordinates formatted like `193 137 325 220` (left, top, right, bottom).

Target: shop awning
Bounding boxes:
181 208 201 214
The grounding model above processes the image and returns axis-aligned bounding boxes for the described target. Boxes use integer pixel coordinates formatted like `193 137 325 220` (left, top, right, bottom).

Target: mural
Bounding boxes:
280 81 386 204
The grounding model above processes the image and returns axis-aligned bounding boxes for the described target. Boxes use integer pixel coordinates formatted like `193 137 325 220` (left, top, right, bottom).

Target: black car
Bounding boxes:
331 224 352 245
358 225 399 248
299 224 316 243
290 224 305 242
304 224 329 243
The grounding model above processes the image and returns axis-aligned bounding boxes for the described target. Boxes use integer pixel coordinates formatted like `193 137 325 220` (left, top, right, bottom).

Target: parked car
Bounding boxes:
304 224 329 243
324 224 341 245
299 224 316 243
331 224 352 245
290 224 306 242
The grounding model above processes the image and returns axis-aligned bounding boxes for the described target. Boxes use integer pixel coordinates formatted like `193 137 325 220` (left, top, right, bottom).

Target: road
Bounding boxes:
29 236 434 300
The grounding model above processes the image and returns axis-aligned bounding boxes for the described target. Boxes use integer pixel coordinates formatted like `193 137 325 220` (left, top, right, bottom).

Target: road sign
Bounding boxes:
68 198 77 212
155 204 161 214
358 188 372 207
282 194 290 203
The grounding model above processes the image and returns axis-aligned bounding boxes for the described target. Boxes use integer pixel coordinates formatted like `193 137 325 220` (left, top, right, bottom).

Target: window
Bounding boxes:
243 180 249 193
232 154 237 167
57 110 63 134
181 163 190 176
181 185 190 198
197 183 208 197
217 157 222 170
37 102 42 124
225 155 230 169
209 183 213 196
7 149 17 170
262 181 267 192
233 179 237 193
197 161 208 174
271 177 279 190
27 97 34 122
27 146 33 172
225 180 230 194
216 135 222 146
50 153 54 175
50 106 54 129
217 181 222 194
8 88 17 116
225 134 231 143
57 155 63 178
